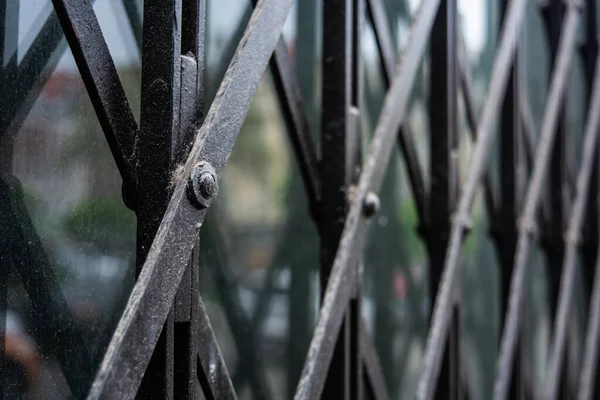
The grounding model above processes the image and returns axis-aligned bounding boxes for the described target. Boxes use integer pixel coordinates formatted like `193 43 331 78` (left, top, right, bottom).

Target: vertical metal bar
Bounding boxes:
137 0 182 397
51 0 139 204
173 1 205 396
491 0 525 397
320 0 363 398
428 0 459 398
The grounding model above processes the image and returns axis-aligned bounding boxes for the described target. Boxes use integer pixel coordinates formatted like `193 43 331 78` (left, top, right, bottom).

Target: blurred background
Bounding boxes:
0 0 590 399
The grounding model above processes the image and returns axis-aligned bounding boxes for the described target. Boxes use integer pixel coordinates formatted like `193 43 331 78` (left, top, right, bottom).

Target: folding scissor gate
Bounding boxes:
2 0 600 399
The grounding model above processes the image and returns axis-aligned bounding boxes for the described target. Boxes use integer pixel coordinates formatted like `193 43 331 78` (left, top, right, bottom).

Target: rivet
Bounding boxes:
363 192 380 217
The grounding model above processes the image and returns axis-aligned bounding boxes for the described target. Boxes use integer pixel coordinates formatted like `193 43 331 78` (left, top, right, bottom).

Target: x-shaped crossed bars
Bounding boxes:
6 0 600 399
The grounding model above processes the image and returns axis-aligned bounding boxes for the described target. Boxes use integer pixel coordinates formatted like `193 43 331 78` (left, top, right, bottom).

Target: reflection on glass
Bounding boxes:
199 71 319 400
1 3 139 398
362 3 429 399
199 2 321 398
460 193 499 400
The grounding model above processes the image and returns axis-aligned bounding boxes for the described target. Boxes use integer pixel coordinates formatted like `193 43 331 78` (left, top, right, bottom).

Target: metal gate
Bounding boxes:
2 0 600 399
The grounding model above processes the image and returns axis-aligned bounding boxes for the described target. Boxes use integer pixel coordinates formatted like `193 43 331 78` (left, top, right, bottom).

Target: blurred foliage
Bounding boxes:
62 197 136 251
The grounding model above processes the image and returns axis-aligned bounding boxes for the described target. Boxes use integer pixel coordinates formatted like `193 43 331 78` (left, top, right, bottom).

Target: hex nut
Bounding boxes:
188 161 219 209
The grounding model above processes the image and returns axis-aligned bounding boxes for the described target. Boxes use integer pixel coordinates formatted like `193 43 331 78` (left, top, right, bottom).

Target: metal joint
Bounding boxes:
362 192 380 218
188 161 219 209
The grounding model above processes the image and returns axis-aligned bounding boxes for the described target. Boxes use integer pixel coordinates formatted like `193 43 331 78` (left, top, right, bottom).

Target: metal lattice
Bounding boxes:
2 0 600 399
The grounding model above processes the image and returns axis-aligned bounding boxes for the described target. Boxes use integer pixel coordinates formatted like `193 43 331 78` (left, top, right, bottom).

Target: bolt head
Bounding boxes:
189 161 219 209
363 192 380 217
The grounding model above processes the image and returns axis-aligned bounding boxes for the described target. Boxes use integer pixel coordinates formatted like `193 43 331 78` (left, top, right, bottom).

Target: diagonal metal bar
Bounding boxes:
518 88 536 171
195 293 237 400
86 1 294 398
269 38 321 216
414 0 528 396
366 0 396 80
578 246 600 400
366 0 428 226
293 0 442 397
201 217 272 399
457 41 497 215
517 84 575 210
4 10 66 135
492 4 581 400
0 177 93 398
248 0 320 214
51 0 138 197
544 50 600 400
361 320 391 400
518 87 552 234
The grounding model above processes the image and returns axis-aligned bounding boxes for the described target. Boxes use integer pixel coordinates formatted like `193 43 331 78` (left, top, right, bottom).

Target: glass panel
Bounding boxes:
94 0 142 121
461 192 499 400
200 70 319 399
16 0 54 63
525 246 551 397
205 0 251 106
458 0 498 108
521 4 551 397
362 3 429 399
1 3 137 398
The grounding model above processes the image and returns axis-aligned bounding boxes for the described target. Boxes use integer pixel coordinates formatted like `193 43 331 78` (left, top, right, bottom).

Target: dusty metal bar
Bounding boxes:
51 0 139 200
87 1 293 398
415 0 528 396
320 0 363 397
545 49 600 400
428 0 460 398
366 0 428 226
174 1 207 398
136 0 184 396
493 5 581 400
293 0 441 397
195 292 237 400
201 14 272 397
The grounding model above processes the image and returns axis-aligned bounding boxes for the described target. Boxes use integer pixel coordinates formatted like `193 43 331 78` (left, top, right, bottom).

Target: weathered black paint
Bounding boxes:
3 0 600 399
